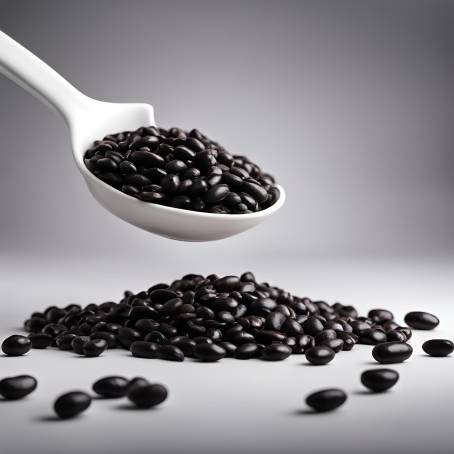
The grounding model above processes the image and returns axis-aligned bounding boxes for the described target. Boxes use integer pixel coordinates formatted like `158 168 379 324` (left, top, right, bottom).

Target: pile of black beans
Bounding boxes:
18 273 420 364
84 127 279 214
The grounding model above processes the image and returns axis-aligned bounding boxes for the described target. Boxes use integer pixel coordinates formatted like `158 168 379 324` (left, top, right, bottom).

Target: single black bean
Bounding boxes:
93 376 129 398
0 375 37 400
306 389 347 412
404 311 439 330
262 343 292 361
320 338 344 353
28 333 52 349
56 333 77 350
83 339 107 357
194 343 226 362
422 339 453 357
159 345 185 362
372 342 413 364
358 328 387 345
234 342 259 359
305 346 335 365
1 335 32 356
71 336 90 355
204 184 230 203
127 383 168 409
361 368 399 392
54 391 92 419
130 341 161 359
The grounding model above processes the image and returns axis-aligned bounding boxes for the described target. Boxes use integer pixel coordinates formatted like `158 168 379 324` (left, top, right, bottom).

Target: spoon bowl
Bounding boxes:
0 30 285 241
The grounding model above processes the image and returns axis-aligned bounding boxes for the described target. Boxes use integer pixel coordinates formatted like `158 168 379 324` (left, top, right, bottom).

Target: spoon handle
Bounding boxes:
0 30 89 125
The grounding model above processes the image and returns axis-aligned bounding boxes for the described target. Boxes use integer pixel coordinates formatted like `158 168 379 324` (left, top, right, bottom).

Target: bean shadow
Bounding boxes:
115 403 162 411
35 415 66 422
289 409 324 416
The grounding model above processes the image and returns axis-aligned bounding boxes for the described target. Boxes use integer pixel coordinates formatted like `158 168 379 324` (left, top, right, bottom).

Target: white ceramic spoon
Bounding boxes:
0 30 285 241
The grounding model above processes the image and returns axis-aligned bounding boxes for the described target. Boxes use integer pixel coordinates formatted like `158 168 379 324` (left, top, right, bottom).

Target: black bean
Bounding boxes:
174 145 197 160
69 335 88 354
165 159 187 174
1 335 32 356
262 343 292 361
358 328 387 345
422 339 453 357
305 346 335 365
404 311 439 330
127 383 168 409
119 161 137 175
28 333 53 349
90 331 117 348
54 391 92 419
117 327 142 348
194 343 226 362
217 341 237 357
302 317 324 336
242 181 269 203
305 389 347 412
361 369 399 392
124 173 151 187
160 174 180 194
234 342 259 359
159 345 185 362
122 185 139 196
185 138 205 153
131 341 161 359
170 338 196 356
138 191 166 203
213 276 241 292
204 184 230 203
83 339 107 357
56 333 77 350
386 330 407 342
320 338 344 353
130 150 165 167
0 375 37 400
372 342 413 364
368 309 394 322
265 312 286 331
93 376 129 398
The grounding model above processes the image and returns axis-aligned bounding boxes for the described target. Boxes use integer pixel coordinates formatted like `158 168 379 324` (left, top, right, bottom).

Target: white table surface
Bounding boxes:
1 256 453 454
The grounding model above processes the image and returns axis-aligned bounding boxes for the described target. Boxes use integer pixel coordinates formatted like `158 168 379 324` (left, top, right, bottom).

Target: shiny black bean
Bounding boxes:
1 335 32 356
404 311 439 330
204 184 230 203
361 368 399 392
320 338 344 353
262 343 292 361
372 342 413 364
194 343 226 362
358 328 387 345
28 333 53 349
159 345 184 362
117 327 142 348
242 181 269 203
234 342 259 359
368 309 394 322
127 383 168 409
305 346 335 365
93 376 129 398
54 391 92 419
306 389 347 412
71 336 90 355
422 339 453 357
265 312 286 331
83 339 107 357
56 333 77 350
131 341 161 358
0 375 37 400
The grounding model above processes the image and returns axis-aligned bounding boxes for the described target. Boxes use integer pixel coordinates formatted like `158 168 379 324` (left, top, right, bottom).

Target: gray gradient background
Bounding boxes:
0 1 453 453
